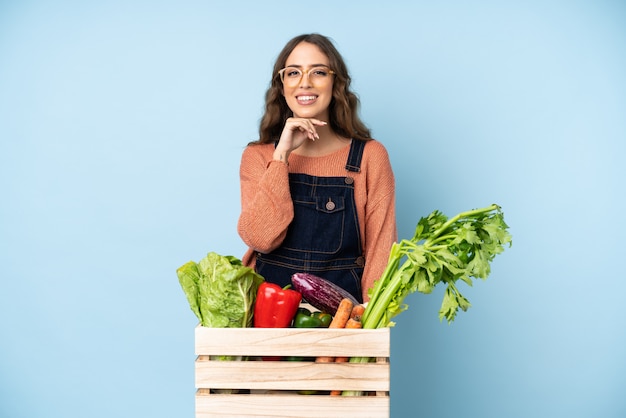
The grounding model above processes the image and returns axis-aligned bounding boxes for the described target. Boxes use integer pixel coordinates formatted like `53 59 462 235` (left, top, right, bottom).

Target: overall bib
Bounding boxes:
256 139 367 303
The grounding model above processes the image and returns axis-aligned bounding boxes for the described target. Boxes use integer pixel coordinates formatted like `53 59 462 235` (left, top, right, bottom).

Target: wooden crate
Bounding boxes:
194 326 390 418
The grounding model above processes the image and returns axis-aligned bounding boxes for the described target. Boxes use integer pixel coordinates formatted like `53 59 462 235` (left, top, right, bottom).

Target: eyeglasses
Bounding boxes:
277 66 335 87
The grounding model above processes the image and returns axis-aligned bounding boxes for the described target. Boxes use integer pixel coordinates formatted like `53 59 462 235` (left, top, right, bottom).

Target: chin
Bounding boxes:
293 109 328 120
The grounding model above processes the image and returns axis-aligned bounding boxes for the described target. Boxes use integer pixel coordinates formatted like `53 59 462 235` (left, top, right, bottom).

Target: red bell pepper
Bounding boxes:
253 282 302 328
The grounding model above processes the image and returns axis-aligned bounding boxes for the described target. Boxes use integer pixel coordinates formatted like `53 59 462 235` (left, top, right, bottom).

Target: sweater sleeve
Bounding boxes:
360 143 397 301
237 145 294 254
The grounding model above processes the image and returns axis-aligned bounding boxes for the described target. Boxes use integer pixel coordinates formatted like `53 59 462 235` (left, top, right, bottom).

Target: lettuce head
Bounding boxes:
177 252 264 328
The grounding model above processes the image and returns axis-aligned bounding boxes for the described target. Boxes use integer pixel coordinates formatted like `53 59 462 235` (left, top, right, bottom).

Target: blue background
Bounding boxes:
1 1 625 417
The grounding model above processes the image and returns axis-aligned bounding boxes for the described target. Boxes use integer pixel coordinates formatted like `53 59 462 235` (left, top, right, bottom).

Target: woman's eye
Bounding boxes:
286 70 301 78
312 68 329 77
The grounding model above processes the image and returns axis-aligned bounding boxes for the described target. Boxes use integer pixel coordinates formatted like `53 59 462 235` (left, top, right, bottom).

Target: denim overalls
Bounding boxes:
255 139 367 303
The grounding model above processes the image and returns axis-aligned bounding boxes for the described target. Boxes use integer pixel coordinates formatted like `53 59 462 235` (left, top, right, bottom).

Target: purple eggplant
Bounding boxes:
291 272 359 315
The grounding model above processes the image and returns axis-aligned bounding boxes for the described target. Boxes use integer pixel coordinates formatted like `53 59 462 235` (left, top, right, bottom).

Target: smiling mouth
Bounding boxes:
296 95 318 103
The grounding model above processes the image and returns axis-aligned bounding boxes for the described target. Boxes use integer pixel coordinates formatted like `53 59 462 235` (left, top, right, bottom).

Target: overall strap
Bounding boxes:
345 139 366 172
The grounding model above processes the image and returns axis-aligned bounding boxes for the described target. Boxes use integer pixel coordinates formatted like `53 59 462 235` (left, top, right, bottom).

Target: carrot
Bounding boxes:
328 298 354 328
316 298 354 363
332 318 363 367
329 317 365 396
329 306 363 396
350 304 365 321
344 318 363 329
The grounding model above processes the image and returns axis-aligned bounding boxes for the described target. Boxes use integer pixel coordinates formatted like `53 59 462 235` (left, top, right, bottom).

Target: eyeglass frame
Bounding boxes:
277 65 336 86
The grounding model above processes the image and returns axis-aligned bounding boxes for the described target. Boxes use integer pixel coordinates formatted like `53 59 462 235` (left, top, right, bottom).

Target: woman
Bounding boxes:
237 33 396 303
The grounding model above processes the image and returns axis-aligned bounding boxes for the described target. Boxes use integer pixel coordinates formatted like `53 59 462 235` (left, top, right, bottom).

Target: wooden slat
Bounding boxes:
195 360 390 391
194 326 390 357
195 393 389 418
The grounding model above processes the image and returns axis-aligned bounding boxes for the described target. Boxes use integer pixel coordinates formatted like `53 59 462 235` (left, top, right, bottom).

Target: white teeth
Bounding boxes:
297 96 317 101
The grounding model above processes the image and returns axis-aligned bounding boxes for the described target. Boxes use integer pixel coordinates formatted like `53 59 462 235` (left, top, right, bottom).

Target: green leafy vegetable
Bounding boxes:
362 203 512 327
177 252 264 328
341 205 511 396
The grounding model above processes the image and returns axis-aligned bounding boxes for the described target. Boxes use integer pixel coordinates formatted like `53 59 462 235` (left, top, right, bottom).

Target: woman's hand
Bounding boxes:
273 118 327 164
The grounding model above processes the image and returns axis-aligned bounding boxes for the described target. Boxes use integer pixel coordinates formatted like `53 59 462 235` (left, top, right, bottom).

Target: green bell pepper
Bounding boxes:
293 308 331 328
313 311 332 327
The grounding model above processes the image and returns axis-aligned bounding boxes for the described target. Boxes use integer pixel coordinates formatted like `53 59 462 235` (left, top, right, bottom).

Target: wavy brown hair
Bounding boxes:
253 33 371 145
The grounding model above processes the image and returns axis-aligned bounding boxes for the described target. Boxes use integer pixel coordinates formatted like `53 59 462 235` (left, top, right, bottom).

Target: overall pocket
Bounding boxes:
282 195 346 253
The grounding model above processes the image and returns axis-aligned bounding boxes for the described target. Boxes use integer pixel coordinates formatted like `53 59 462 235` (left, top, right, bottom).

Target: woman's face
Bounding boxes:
281 42 334 120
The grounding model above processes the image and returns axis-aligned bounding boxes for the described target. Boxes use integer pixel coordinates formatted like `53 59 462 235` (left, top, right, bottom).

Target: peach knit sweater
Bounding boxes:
237 139 397 301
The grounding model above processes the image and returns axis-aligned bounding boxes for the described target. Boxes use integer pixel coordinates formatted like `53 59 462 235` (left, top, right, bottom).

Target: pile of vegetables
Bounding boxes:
177 255 360 327
178 204 511 330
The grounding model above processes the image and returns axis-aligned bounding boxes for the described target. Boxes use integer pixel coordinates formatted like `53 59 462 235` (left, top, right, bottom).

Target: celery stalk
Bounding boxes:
343 204 511 396
362 204 511 328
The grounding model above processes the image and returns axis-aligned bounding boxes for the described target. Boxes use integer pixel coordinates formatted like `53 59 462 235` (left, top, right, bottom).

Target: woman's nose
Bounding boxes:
299 71 312 88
